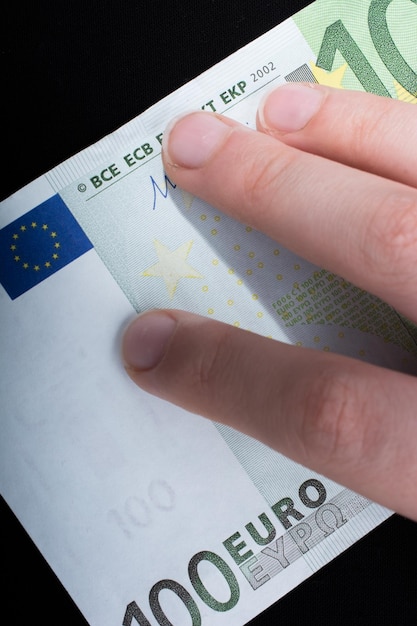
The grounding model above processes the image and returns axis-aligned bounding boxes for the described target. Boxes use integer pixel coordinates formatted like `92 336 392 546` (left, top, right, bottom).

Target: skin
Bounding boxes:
122 84 417 521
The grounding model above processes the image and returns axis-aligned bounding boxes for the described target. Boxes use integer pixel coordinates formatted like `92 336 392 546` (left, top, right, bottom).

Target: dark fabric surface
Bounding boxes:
2 2 416 624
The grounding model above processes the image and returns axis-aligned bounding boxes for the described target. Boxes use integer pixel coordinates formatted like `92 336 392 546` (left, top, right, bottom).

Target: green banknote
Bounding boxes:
295 0 417 99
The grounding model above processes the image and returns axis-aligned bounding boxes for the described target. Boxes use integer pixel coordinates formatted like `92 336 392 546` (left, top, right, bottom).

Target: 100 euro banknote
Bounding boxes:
1 1 416 625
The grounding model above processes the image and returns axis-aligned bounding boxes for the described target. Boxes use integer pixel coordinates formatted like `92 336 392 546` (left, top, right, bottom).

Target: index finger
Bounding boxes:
161 88 417 322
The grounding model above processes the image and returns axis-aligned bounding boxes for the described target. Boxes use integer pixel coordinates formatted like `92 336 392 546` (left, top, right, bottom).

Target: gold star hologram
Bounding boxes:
310 62 347 88
394 80 417 103
142 240 203 299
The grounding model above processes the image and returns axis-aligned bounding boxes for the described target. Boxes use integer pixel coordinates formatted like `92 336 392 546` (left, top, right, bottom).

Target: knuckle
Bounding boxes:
298 366 371 472
188 323 234 398
364 192 417 285
240 141 298 217
347 99 392 160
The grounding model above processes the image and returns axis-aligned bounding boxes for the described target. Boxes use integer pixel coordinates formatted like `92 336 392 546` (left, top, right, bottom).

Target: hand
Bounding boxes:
122 83 417 521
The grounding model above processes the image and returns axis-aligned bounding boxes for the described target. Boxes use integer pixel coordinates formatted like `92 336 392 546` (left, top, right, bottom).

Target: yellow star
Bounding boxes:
143 240 203 299
310 62 347 88
393 80 417 103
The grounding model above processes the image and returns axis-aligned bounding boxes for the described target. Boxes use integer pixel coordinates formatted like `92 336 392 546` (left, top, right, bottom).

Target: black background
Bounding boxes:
2 1 417 624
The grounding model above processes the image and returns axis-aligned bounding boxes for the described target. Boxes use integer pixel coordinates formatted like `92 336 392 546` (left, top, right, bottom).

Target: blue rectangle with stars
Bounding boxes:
0 194 93 299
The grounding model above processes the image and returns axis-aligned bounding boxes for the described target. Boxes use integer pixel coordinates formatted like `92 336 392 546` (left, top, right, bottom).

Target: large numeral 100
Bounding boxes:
316 0 417 97
123 551 240 626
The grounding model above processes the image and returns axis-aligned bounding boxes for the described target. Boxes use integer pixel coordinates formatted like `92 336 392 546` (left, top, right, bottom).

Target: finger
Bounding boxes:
122 310 417 521
256 83 417 188
161 110 417 322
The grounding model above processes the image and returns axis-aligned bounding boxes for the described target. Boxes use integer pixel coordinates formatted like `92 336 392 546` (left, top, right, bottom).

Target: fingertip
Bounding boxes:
161 111 233 169
257 82 324 134
122 310 177 373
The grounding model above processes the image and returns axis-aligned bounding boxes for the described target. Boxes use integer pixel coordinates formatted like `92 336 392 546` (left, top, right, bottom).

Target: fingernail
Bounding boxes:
258 83 324 133
162 112 232 168
122 311 176 371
